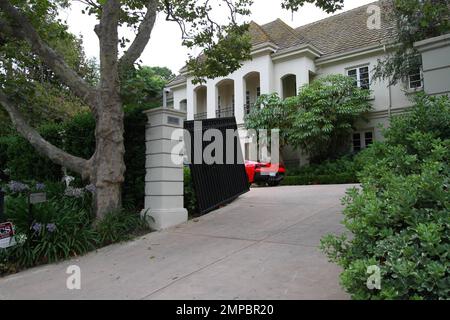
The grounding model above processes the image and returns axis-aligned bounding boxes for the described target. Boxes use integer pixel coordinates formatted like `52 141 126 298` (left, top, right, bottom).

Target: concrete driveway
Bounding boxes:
0 184 355 300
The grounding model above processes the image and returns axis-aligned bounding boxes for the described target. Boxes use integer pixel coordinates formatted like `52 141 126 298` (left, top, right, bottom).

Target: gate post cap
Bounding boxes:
143 107 186 117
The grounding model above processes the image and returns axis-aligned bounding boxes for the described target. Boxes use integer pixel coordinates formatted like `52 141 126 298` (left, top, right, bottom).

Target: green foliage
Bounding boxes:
321 95 450 300
0 103 156 209
121 66 174 108
122 104 149 208
283 155 359 186
1 190 96 271
0 0 97 132
288 75 371 162
245 75 371 163
186 24 252 85
95 209 147 246
282 173 356 186
281 0 344 13
184 167 198 216
373 0 450 85
384 94 450 148
244 93 292 149
0 180 149 275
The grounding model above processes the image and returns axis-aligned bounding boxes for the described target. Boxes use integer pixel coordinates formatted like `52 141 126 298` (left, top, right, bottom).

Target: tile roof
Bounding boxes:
167 73 187 86
167 0 397 87
248 21 272 46
259 18 308 49
294 0 397 57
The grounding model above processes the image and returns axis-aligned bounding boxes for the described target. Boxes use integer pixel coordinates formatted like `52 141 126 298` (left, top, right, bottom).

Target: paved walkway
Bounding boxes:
0 185 355 300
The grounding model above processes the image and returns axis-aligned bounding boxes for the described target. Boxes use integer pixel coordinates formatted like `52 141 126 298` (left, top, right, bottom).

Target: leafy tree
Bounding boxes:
0 1 97 135
288 75 371 162
373 0 450 85
244 93 292 156
321 94 450 299
246 75 371 163
0 0 349 219
121 66 174 108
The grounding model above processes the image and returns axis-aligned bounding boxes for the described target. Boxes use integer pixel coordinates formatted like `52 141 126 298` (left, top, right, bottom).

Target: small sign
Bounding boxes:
29 192 47 204
0 222 15 249
167 116 180 126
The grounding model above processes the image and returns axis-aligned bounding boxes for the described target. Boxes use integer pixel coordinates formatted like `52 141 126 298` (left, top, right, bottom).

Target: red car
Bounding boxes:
245 161 286 186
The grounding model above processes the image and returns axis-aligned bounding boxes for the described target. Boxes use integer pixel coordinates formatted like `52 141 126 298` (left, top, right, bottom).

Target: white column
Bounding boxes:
296 72 309 88
207 81 216 118
162 89 168 108
186 85 194 120
143 108 188 230
234 76 244 124
261 57 274 95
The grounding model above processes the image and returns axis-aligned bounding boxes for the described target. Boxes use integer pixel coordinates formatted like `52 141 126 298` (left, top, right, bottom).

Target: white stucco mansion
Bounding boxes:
163 0 450 166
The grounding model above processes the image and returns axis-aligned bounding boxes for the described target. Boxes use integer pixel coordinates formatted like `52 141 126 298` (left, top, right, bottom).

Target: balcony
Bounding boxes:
194 112 208 120
216 107 235 118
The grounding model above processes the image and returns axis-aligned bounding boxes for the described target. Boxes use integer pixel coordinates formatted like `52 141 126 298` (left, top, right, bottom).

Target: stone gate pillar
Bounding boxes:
143 107 188 230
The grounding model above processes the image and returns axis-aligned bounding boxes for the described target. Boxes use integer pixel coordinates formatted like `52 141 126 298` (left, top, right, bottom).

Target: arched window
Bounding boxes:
281 74 297 99
243 72 261 114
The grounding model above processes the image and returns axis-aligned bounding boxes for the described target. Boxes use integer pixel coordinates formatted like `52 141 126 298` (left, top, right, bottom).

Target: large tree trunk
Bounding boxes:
1 0 158 220
92 0 125 219
91 94 125 219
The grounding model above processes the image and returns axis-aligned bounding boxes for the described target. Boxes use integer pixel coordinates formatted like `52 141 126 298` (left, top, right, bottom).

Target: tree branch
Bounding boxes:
0 1 98 110
0 89 91 179
97 0 121 93
119 0 158 69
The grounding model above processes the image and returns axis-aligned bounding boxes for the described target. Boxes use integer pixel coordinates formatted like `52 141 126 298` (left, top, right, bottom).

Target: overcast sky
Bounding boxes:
60 0 375 74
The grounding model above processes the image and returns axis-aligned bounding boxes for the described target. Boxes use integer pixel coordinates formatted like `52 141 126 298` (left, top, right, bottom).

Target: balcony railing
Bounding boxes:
245 103 252 115
194 112 208 120
216 107 235 118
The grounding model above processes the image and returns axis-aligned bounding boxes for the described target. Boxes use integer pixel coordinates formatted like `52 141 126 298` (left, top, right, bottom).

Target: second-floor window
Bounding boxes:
347 66 370 90
408 65 423 90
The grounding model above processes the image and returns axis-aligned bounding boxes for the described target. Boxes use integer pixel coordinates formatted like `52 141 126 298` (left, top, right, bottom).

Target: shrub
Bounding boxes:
283 155 359 186
282 173 357 186
245 75 371 163
0 103 156 209
0 180 150 275
184 167 198 215
95 209 148 246
1 192 97 271
321 95 450 300
0 136 13 169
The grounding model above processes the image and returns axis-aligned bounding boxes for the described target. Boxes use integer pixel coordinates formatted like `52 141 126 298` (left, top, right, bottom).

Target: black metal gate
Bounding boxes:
184 117 249 215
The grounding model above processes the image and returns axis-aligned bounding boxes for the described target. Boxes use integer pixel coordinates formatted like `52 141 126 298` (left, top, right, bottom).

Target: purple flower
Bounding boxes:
31 222 42 233
8 181 29 193
46 223 57 233
35 183 46 191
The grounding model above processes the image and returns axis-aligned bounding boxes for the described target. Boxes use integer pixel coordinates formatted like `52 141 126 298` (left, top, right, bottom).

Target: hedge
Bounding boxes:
320 94 450 299
282 173 358 186
0 103 156 209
